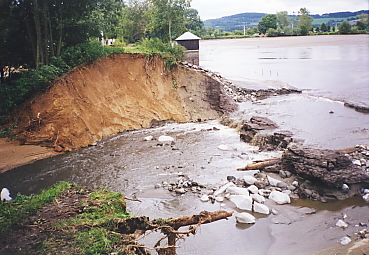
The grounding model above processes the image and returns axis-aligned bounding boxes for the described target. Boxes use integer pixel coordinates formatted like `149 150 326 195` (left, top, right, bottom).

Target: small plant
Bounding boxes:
0 123 17 140
172 78 178 89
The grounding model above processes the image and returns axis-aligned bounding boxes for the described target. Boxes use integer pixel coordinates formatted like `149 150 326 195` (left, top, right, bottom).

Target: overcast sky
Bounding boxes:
190 0 368 20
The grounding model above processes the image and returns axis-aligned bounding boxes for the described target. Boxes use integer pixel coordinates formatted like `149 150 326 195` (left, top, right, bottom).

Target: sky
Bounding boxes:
190 0 369 20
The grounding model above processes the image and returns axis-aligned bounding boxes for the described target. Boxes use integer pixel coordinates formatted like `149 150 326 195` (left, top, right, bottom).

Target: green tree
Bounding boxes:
258 14 277 34
119 0 150 43
320 23 327 32
356 21 366 30
276 11 289 28
338 21 351 34
315 26 320 32
147 0 191 42
298 7 313 31
300 25 308 35
185 8 204 31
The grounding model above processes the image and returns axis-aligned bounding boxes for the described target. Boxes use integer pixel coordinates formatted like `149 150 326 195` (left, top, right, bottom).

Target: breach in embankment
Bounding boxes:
7 53 237 152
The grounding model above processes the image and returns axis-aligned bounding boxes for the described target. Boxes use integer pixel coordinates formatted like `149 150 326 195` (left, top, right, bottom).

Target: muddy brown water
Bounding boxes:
1 35 369 254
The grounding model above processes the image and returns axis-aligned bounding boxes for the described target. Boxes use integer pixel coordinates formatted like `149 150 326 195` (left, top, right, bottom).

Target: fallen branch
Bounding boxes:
124 196 142 202
237 158 280 171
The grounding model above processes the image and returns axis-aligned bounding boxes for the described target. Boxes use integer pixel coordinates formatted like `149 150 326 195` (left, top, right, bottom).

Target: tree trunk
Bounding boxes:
33 0 42 70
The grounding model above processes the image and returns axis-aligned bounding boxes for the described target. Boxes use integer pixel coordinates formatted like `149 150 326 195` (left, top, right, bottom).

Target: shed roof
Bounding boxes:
175 31 201 41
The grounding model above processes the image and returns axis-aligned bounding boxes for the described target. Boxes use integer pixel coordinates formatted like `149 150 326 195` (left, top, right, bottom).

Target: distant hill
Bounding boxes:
204 12 267 31
204 10 369 31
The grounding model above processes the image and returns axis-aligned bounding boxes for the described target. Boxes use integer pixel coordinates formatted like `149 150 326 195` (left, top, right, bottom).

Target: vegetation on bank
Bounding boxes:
0 182 137 254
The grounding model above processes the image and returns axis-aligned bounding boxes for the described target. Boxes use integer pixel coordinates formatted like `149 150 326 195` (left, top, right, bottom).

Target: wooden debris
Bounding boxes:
237 158 280 171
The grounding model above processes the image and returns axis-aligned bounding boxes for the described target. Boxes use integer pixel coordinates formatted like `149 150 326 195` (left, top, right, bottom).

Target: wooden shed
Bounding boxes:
175 32 200 65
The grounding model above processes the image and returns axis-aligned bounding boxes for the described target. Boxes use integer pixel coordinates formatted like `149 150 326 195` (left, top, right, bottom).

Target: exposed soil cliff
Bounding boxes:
9 53 236 152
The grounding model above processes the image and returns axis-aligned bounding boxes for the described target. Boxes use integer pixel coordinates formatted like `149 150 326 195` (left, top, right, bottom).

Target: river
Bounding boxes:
1 35 369 254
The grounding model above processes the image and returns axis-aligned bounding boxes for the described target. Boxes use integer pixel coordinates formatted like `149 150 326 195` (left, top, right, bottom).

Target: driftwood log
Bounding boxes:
237 158 281 171
114 210 233 255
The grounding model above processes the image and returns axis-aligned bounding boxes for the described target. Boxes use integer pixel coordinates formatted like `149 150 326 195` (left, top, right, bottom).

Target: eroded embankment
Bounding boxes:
8 54 236 152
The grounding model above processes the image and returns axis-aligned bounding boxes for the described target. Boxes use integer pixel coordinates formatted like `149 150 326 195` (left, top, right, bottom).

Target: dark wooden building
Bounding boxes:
175 32 200 65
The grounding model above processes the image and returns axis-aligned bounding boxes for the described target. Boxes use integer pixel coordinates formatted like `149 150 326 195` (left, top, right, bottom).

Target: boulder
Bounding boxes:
158 135 175 143
226 186 250 196
339 236 351 246
214 182 236 197
235 212 256 224
253 202 270 215
269 190 291 204
251 193 266 203
247 185 259 194
267 176 282 187
200 194 210 202
336 219 348 228
144 135 154 141
244 175 258 185
1 188 12 201
228 195 253 211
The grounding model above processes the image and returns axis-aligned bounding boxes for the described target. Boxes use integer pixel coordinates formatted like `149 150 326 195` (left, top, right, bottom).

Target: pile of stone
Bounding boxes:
159 172 206 195
199 170 296 224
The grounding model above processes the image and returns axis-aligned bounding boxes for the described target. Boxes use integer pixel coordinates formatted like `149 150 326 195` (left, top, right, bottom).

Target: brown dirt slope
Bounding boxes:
9 53 236 152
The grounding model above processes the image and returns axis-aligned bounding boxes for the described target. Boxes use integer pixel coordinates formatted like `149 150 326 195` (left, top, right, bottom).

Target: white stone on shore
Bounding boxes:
235 212 256 224
251 193 266 203
269 190 291 204
339 236 351 246
336 219 348 228
226 186 250 196
353 159 361 166
228 195 253 211
244 175 258 185
247 185 259 194
253 202 270 215
213 182 236 197
218 144 233 151
292 181 299 187
200 194 210 202
215 196 224 202
362 194 369 202
158 135 175 143
144 135 154 141
1 188 12 201
267 176 282 187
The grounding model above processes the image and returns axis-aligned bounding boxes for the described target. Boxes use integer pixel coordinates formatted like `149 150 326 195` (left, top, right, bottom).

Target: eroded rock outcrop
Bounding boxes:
279 145 369 188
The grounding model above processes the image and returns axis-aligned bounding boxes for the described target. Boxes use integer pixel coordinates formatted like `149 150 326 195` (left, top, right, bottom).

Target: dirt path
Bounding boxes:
0 138 59 173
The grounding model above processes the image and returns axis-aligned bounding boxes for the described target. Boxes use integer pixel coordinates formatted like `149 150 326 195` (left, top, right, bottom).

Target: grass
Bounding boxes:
0 182 135 255
0 181 71 234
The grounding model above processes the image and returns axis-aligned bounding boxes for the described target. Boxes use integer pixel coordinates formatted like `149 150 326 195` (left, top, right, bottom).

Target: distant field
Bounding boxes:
312 16 358 25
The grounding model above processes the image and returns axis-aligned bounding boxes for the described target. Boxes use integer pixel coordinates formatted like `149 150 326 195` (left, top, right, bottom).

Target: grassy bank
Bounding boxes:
0 182 140 255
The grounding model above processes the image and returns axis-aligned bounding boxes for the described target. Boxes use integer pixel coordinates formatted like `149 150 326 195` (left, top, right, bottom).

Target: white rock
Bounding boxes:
282 190 292 195
363 189 369 195
218 144 233 151
253 202 270 215
269 190 291 204
267 176 282 187
244 175 258 185
247 185 259 194
1 188 12 201
213 182 236 197
200 194 210 202
215 196 224 202
336 219 348 228
292 181 299 187
226 186 250 196
363 194 369 202
353 159 361 166
339 236 351 246
235 212 256 224
251 193 266 203
158 135 175 143
228 195 253 211
144 135 154 141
